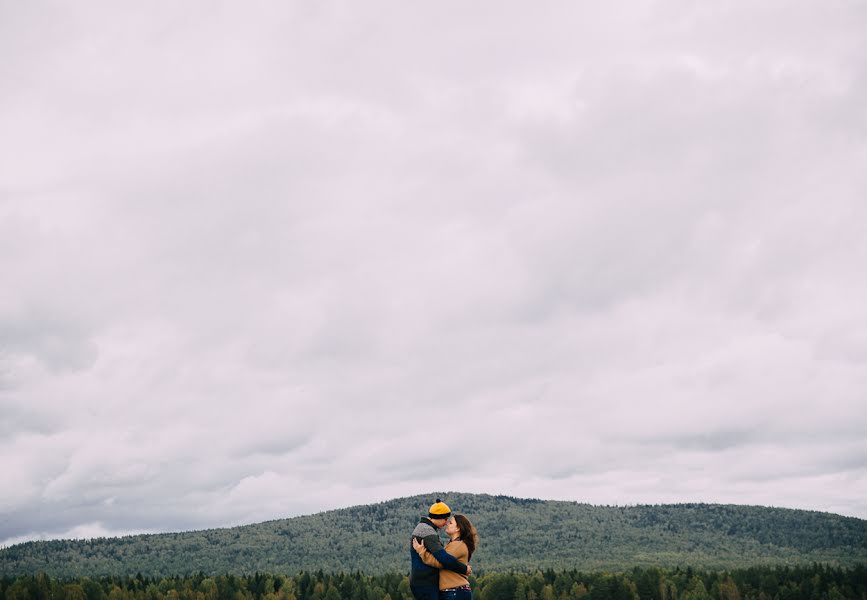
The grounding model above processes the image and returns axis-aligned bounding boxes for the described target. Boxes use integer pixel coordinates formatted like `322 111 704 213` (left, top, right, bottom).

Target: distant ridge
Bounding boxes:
2 492 866 577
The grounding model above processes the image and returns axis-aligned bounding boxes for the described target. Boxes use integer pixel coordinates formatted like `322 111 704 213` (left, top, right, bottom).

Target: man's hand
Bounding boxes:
466 564 472 576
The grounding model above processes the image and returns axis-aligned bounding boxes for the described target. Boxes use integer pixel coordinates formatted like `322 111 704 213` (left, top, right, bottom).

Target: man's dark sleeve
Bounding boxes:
422 535 468 574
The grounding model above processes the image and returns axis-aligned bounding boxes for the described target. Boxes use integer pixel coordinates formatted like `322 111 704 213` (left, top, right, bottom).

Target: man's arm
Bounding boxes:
421 535 468 575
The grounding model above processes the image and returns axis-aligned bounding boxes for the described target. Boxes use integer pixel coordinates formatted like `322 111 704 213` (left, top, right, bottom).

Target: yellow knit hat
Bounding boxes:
428 498 452 519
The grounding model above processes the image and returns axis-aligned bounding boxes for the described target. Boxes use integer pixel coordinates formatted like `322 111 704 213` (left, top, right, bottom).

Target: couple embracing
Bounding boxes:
409 499 479 600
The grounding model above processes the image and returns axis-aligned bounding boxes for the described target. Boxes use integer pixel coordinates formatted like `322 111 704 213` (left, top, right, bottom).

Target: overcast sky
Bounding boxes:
2 1 866 548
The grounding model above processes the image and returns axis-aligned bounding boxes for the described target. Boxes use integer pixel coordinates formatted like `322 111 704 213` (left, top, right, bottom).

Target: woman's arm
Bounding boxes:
412 539 468 573
412 535 468 574
412 538 444 568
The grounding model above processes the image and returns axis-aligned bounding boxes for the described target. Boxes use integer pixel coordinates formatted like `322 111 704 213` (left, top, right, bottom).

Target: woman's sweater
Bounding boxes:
417 539 470 590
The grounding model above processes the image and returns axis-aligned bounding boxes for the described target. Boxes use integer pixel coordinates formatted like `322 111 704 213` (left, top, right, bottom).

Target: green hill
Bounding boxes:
2 493 865 577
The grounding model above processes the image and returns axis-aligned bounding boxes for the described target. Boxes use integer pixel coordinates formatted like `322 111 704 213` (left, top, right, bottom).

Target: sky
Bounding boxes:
2 0 867 548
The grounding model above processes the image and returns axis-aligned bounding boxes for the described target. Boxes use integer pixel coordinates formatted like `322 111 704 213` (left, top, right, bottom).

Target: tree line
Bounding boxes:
2 564 866 600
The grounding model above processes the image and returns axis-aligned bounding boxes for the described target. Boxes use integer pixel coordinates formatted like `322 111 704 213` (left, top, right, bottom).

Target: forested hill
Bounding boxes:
2 493 866 577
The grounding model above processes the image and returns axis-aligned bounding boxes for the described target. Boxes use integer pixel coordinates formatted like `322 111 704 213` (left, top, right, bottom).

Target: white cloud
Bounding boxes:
2 0 866 547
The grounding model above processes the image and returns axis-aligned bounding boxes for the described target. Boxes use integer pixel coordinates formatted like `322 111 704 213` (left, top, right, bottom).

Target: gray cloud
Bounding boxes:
2 0 867 546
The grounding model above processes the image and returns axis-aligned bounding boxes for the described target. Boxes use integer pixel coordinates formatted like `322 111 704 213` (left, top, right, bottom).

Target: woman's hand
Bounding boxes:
412 538 424 554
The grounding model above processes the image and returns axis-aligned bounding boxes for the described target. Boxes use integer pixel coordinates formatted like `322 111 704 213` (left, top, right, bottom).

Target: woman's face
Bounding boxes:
445 517 459 536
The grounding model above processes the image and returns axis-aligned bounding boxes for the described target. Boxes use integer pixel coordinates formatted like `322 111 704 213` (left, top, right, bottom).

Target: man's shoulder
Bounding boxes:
411 521 437 538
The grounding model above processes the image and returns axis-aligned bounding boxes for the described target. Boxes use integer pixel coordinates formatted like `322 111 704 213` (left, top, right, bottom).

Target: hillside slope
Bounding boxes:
2 493 865 577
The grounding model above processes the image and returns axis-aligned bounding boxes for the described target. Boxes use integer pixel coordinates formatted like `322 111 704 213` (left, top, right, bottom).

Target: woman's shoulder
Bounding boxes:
446 539 469 557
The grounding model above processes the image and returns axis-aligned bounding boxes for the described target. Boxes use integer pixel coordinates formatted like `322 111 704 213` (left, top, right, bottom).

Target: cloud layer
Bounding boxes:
2 1 866 546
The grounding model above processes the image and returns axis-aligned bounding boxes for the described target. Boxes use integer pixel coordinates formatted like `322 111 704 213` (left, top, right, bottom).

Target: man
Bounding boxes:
409 498 471 600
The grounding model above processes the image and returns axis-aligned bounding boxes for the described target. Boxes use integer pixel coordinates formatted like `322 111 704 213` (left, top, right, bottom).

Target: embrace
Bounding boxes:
409 498 479 600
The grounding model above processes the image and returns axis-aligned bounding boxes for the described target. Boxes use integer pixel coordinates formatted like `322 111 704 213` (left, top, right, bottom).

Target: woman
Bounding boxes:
412 514 479 600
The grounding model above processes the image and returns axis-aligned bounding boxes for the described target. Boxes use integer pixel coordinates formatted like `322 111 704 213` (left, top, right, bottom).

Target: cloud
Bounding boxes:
2 0 867 547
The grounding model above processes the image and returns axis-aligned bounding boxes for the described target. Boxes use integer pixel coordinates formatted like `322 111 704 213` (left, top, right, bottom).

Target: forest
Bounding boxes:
3 494 866 577
3 564 866 600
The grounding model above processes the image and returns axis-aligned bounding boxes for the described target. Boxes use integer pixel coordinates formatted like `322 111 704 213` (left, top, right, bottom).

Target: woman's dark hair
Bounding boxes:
453 514 479 559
